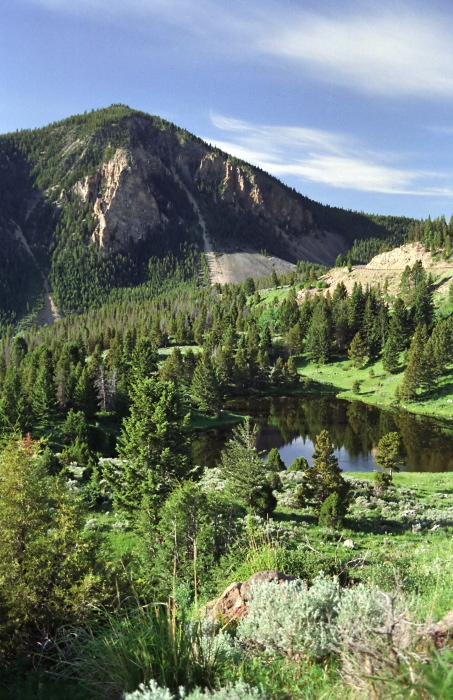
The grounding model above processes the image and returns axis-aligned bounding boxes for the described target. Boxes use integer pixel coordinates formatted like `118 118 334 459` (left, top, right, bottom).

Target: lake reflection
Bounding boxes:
192 396 453 473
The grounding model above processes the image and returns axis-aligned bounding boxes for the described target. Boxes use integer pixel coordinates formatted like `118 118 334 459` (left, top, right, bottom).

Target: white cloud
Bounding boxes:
207 113 453 197
26 0 453 99
259 5 453 98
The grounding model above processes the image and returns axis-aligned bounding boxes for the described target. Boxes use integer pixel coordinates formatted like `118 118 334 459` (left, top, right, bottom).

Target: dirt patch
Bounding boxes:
314 243 453 299
208 251 296 285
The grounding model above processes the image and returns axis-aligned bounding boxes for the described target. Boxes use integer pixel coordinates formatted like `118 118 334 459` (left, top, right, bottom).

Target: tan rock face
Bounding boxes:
74 148 162 252
205 570 298 621
196 155 310 233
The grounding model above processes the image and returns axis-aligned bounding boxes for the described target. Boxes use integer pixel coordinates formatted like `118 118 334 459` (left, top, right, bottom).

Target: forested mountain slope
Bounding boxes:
0 104 416 327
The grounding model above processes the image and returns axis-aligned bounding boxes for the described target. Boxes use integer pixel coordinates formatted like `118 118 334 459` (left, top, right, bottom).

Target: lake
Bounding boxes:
192 396 453 473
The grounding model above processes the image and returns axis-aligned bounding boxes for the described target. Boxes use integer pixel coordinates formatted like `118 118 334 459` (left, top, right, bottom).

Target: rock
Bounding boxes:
426 610 453 648
205 570 298 622
343 539 355 549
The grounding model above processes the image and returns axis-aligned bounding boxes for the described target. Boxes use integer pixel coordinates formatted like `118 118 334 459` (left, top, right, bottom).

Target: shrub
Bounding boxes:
318 492 347 528
288 456 308 472
374 471 392 493
335 585 422 695
125 680 266 700
237 575 342 659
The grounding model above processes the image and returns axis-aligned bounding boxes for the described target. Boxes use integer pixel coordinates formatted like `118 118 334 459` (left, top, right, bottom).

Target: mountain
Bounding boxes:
0 104 417 326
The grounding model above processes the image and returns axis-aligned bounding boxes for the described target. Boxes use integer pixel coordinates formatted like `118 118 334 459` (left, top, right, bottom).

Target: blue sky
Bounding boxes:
2 0 453 219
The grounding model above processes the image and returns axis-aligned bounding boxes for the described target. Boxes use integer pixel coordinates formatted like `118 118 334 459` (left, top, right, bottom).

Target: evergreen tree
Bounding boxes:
382 333 401 374
266 447 286 472
286 321 304 356
285 356 299 384
190 352 223 416
398 325 429 401
159 347 184 384
288 456 308 472
0 435 106 656
31 349 57 423
219 417 275 515
279 288 300 332
389 297 409 351
375 432 404 478
73 365 99 418
106 377 191 516
306 299 332 365
348 332 367 369
129 338 158 384
412 280 434 331
295 430 349 514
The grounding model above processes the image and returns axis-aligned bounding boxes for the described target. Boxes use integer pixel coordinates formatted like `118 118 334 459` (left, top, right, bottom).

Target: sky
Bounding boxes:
2 0 453 219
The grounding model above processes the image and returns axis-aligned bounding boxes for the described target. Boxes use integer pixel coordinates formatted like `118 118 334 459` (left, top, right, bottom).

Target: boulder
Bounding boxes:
426 610 453 648
205 570 298 621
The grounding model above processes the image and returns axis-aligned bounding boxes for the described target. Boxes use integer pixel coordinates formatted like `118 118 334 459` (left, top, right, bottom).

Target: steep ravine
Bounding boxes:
13 224 62 327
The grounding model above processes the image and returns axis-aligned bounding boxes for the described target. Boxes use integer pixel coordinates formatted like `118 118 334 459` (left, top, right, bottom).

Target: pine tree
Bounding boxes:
286 321 304 356
31 349 57 423
106 377 191 516
73 365 99 418
375 432 404 478
306 300 332 365
398 325 429 401
159 347 184 384
129 338 158 384
219 417 275 515
285 356 299 384
190 352 223 416
389 297 409 351
382 332 401 374
267 447 286 472
295 430 349 513
412 280 434 331
348 332 367 369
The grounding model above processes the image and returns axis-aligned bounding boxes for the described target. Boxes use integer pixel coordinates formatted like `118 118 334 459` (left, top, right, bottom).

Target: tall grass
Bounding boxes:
56 602 230 700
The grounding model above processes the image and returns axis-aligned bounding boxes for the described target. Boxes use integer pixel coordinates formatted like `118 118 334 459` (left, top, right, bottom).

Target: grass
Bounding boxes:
157 345 201 361
190 409 245 431
297 354 453 420
273 471 453 621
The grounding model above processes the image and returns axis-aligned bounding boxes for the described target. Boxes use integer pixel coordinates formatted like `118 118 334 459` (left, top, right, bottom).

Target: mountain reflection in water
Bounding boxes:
192 396 453 473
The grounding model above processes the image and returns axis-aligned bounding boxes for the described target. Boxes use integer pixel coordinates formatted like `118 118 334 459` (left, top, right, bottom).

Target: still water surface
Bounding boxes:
193 396 453 473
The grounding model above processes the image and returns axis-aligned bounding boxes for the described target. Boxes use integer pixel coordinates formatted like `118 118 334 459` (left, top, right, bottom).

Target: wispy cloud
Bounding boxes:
207 113 453 197
259 4 453 99
29 1 453 100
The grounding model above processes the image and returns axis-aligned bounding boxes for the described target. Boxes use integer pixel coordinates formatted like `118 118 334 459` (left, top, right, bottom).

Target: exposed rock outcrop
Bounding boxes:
74 147 162 252
205 570 298 621
426 609 453 648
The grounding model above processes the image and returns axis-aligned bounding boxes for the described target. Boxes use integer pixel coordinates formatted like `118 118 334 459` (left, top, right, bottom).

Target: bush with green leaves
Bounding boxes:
318 491 347 528
125 680 267 700
374 470 392 492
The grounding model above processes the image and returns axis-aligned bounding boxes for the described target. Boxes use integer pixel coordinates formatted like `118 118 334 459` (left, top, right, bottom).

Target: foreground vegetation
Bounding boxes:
2 441 452 700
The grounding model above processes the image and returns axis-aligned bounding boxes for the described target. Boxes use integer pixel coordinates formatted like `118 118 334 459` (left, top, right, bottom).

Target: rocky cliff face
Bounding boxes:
68 116 318 257
73 147 163 252
194 153 313 233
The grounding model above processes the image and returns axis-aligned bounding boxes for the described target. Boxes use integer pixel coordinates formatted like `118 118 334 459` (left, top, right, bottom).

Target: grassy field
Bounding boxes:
298 354 453 420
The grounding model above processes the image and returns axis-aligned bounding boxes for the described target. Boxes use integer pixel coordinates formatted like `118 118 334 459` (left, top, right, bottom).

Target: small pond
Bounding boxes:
192 396 453 473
